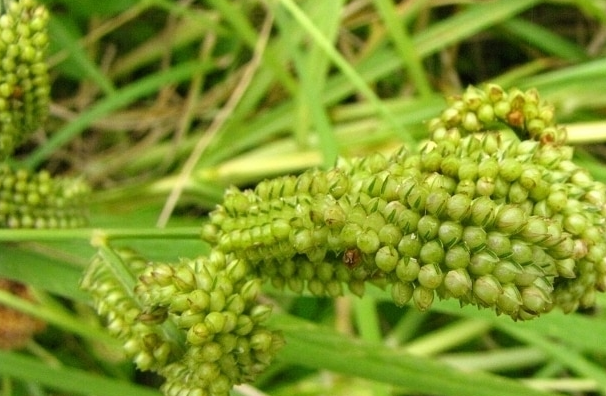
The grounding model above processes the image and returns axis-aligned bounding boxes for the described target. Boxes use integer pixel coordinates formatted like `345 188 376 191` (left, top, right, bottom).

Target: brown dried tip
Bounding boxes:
0 279 46 350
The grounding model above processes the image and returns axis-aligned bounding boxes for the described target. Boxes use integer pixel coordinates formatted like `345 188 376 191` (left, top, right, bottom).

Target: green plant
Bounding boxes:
2 1 606 396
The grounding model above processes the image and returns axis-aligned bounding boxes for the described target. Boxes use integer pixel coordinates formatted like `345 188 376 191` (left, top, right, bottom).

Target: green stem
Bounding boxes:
353 296 382 343
353 297 390 396
0 227 201 243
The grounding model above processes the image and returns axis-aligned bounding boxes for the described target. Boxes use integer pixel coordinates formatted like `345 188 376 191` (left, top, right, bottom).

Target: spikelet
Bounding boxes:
0 164 90 228
203 85 606 320
80 249 180 371
82 247 284 396
0 0 50 160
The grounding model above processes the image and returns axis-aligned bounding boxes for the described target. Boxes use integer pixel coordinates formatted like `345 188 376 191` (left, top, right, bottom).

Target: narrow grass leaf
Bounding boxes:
49 18 116 94
413 0 542 56
372 0 433 97
271 314 559 396
0 350 161 396
277 0 403 143
499 18 588 62
22 61 212 169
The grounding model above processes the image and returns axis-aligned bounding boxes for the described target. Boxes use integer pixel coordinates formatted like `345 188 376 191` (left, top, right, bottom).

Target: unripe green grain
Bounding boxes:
499 158 523 182
493 260 523 283
514 264 544 287
425 189 449 216
418 264 444 289
438 221 464 248
419 240 445 265
563 213 587 235
470 196 497 227
473 275 502 306
357 229 381 254
376 245 399 273
510 240 534 266
462 226 487 253
497 284 523 315
392 281 414 306
395 257 420 282
547 237 575 259
397 234 422 258
495 206 527 235
413 285 434 311
446 194 472 221
443 268 472 297
417 214 440 241
469 250 499 275
444 244 471 269
547 189 567 212
475 176 495 196
456 179 476 197
521 285 551 314
441 156 461 178
378 223 403 245
407 184 429 211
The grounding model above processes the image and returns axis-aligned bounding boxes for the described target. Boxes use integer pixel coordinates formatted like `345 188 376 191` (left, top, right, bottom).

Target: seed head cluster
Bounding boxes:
203 85 606 321
83 84 606 396
82 248 284 396
0 0 49 160
0 164 89 228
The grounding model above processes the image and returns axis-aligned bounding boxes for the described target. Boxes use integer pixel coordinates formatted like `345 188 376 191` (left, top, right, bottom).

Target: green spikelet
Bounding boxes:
82 247 284 396
0 164 90 228
136 251 284 396
80 249 181 372
0 0 49 160
429 84 566 145
203 86 606 321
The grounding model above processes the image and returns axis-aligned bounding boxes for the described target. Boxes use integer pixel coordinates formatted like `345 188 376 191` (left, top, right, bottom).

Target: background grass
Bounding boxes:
2 0 606 395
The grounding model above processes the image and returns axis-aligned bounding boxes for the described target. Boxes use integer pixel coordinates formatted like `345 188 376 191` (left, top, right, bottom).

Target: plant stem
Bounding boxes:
0 227 201 243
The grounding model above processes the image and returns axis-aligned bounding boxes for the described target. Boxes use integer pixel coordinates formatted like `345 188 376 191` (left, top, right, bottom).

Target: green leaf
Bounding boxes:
271 313 559 396
0 350 161 396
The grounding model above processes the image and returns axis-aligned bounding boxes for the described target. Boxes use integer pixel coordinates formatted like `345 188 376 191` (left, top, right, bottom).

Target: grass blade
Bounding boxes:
0 350 161 396
271 314 559 396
